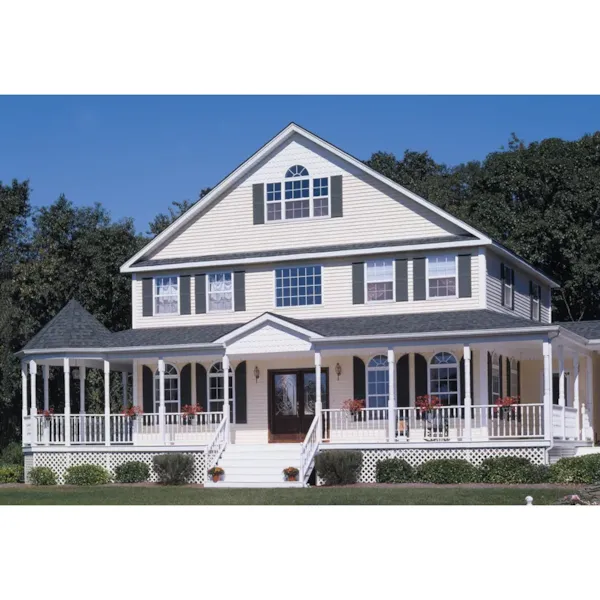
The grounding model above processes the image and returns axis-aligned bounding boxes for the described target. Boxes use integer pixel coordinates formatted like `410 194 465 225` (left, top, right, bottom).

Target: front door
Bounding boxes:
269 369 328 440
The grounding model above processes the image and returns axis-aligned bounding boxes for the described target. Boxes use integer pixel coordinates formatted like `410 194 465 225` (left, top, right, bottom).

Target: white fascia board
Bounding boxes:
121 123 491 272
489 243 559 288
215 313 322 344
123 240 486 274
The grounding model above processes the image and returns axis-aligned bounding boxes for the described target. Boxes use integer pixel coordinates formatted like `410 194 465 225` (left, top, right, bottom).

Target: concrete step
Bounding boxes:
205 481 304 489
220 457 300 468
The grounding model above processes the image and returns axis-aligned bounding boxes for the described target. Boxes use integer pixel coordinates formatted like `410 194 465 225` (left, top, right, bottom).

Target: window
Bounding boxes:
366 259 394 302
502 265 514 308
552 373 570 406
154 364 179 413
154 276 178 315
266 165 330 221
367 355 389 408
510 358 519 398
531 281 541 321
275 265 322 307
208 272 233 312
427 255 456 298
429 352 459 406
208 362 234 419
491 352 500 403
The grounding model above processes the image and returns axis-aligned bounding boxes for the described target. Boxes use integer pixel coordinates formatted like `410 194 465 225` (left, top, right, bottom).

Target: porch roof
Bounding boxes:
558 320 600 342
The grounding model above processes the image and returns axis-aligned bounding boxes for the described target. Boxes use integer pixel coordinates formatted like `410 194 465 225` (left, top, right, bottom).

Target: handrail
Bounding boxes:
206 411 229 473
300 413 321 485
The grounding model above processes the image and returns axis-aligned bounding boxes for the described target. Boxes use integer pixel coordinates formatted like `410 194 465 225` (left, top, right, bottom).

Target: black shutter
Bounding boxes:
396 355 410 407
414 353 428 398
499 354 504 398
395 259 408 302
353 357 366 400
181 363 191 406
487 352 493 402
460 356 465 405
529 281 534 319
234 271 246 312
510 269 515 309
517 361 521 400
330 175 343 218
500 263 505 306
180 275 191 315
142 278 153 316
195 274 206 314
253 183 264 225
507 357 512 397
142 365 154 413
552 374 560 405
458 254 472 298
235 361 247 424
352 263 364 304
413 258 426 301
196 364 207 411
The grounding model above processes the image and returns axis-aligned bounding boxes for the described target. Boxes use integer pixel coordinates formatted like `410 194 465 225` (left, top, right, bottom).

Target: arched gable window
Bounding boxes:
208 362 235 420
285 165 309 178
429 352 459 406
154 363 179 413
366 355 389 408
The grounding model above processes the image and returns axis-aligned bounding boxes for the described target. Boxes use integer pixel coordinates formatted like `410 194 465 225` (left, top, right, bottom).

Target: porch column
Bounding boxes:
29 360 37 416
387 348 395 442
463 345 472 441
121 371 128 408
21 361 29 445
79 366 86 444
558 345 566 439
104 360 111 446
314 351 323 443
542 340 553 442
132 362 138 407
573 354 580 440
43 365 50 412
222 354 231 442
158 358 166 445
478 346 489 429
63 358 71 446
584 355 593 440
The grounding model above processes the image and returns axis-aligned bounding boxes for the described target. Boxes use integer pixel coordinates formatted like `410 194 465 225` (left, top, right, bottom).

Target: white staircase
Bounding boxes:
205 443 304 488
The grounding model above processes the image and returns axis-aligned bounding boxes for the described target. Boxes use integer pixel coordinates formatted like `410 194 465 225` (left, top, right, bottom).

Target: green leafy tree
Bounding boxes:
147 187 212 236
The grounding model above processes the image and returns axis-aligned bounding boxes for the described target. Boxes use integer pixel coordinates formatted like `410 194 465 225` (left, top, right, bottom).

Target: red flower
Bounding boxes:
122 406 143 417
416 395 442 412
342 399 365 413
182 404 204 416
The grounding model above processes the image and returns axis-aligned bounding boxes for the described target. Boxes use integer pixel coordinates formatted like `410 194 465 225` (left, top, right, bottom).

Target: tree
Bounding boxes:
147 187 212 236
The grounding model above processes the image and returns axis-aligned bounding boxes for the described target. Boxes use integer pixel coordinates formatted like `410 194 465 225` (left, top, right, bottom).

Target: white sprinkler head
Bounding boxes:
525 496 533 506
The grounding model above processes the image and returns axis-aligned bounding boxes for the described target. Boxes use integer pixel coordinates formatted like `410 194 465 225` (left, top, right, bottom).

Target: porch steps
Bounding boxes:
206 443 304 488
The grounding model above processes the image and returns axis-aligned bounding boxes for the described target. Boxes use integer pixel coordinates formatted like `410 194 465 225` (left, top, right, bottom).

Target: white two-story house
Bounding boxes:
19 123 600 486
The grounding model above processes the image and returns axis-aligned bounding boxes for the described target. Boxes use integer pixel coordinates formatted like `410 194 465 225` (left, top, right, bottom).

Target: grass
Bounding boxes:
0 484 576 505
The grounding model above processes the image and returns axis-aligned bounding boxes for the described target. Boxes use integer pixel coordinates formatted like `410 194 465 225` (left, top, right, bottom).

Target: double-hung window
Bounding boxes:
510 359 519 398
531 281 541 321
154 276 178 315
366 259 394 302
207 272 233 312
427 255 457 298
154 364 179 413
502 265 514 308
275 265 322 307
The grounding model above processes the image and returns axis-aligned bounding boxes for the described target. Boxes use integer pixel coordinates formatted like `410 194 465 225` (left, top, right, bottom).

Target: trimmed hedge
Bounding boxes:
65 464 111 486
0 442 23 466
0 464 24 483
549 454 600 484
153 454 194 485
114 461 150 484
29 466 57 486
479 457 549 484
315 450 362 486
415 459 479 484
376 458 414 483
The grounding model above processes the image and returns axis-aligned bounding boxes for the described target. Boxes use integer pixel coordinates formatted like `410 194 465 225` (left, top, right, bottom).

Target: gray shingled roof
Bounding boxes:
133 235 476 268
109 323 239 347
23 300 112 350
558 320 600 340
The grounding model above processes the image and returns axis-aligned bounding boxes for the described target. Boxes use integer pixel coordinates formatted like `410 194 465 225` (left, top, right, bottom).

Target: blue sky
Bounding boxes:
1 96 599 233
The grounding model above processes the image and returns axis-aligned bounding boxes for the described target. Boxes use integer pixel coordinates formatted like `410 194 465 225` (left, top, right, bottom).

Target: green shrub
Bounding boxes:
29 466 57 486
0 442 23 466
315 450 362 486
479 457 549 484
153 453 194 485
114 461 150 483
376 458 414 483
415 459 479 484
0 464 24 483
549 454 600 484
65 464 111 486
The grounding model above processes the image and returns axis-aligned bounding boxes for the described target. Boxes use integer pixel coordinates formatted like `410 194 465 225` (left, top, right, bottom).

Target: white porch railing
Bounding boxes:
206 412 229 471
300 413 321 484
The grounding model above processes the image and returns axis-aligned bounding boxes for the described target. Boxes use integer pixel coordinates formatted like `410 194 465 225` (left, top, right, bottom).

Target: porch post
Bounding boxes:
463 345 472 441
43 365 50 412
63 358 71 446
573 354 580 440
21 361 28 445
585 355 593 441
79 366 86 444
121 371 128 408
158 358 166 445
104 359 111 446
29 360 37 416
558 345 566 440
222 354 231 442
314 351 323 443
542 340 552 442
387 348 395 442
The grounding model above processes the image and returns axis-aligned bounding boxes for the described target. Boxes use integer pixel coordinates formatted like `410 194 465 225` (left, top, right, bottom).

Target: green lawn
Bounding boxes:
0 485 575 505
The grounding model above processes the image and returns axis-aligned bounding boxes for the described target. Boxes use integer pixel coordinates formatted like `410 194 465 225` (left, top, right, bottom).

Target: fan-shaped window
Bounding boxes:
285 165 309 178
154 363 179 413
367 355 389 408
208 362 235 420
429 352 459 406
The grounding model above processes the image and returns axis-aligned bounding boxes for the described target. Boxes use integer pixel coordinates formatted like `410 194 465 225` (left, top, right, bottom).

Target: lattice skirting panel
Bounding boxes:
317 447 546 485
27 450 207 485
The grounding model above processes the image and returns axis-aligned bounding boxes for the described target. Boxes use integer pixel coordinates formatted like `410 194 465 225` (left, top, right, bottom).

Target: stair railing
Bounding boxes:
300 413 321 485
206 411 229 475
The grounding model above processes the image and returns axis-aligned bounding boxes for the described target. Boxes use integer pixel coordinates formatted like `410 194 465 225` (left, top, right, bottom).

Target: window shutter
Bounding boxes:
234 271 246 312
500 263 505 306
460 356 465 405
142 278 153 317
353 357 366 401
235 361 247 424
510 269 515 309
195 274 206 314
396 355 410 407
180 275 191 315
517 361 521 400
487 352 492 402
414 353 428 398
181 363 191 406
142 366 154 413
458 254 472 298
413 257 426 301
195 364 207 411
499 354 503 398
330 175 343 218
529 281 534 319
352 263 365 304
506 357 511 398
395 259 408 302
253 183 264 225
